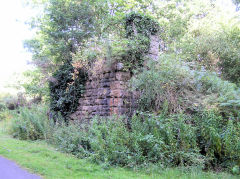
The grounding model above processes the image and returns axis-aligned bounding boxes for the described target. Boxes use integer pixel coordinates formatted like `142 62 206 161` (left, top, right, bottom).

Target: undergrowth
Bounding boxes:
131 56 240 117
9 104 54 140
48 112 239 173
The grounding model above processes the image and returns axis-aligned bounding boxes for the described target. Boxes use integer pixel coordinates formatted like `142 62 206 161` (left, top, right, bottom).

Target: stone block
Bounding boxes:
72 59 137 121
102 82 110 88
115 72 131 81
110 81 126 90
101 99 108 105
110 89 124 98
109 98 123 107
109 72 115 78
104 72 111 78
110 107 119 114
116 63 124 71
82 106 90 111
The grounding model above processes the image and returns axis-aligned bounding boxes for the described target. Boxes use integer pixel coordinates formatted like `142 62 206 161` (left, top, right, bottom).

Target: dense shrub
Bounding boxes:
130 57 194 114
0 93 27 110
50 112 239 171
50 122 90 157
51 115 204 168
129 113 204 168
7 102 239 171
50 117 133 166
196 111 240 169
180 25 240 85
131 57 240 116
9 105 53 140
0 109 10 122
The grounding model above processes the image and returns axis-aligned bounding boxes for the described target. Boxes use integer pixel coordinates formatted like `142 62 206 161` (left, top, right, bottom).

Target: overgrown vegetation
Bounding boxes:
1 124 238 179
131 56 240 117
117 12 160 69
2 0 239 176
5 104 239 175
9 104 53 140
48 112 239 171
49 62 87 121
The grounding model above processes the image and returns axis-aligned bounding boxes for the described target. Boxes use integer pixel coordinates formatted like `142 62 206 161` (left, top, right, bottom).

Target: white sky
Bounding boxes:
0 0 34 92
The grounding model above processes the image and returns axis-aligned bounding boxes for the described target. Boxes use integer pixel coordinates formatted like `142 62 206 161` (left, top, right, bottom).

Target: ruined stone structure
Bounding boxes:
71 14 161 121
72 33 160 121
146 35 160 61
71 61 136 120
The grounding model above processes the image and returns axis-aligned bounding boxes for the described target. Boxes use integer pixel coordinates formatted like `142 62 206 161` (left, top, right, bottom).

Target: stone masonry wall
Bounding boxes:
72 34 160 121
71 61 135 121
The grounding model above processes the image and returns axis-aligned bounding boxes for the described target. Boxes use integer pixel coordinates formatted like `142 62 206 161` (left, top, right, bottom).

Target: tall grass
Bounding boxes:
9 105 54 140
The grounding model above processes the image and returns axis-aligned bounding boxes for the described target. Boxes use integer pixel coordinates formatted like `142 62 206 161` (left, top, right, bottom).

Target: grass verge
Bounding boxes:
0 121 238 179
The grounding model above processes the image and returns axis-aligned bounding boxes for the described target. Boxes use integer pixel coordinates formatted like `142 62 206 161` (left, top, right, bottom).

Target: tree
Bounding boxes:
25 0 96 66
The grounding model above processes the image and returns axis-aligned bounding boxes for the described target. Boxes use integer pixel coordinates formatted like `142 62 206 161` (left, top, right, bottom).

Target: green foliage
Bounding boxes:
86 117 132 166
0 94 7 113
49 62 87 121
21 0 240 173
129 113 203 168
0 93 27 110
50 122 90 157
9 104 53 140
232 165 240 175
50 112 240 171
123 12 159 68
131 57 198 114
195 111 240 168
51 115 204 168
1 130 238 179
193 70 240 116
108 12 160 70
118 35 150 70
125 12 160 38
21 69 49 99
0 95 11 121
131 56 240 116
25 0 96 65
180 26 240 84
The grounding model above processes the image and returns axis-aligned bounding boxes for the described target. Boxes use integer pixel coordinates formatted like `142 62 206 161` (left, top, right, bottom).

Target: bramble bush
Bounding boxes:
195 111 240 169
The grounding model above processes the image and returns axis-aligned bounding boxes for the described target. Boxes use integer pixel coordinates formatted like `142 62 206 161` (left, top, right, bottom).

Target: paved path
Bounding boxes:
0 156 41 179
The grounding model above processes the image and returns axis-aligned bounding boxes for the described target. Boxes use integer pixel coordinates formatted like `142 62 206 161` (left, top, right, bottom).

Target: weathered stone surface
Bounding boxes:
71 34 160 121
116 63 124 71
71 60 134 121
116 72 131 81
146 35 160 61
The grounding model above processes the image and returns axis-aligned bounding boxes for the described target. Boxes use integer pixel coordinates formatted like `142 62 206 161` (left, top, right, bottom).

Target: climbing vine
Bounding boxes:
49 62 87 122
48 12 160 121
120 12 160 69
125 12 160 38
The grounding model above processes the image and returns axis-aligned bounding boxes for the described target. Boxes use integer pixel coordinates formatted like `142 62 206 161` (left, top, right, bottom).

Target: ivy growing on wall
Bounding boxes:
49 62 87 122
120 12 160 69
48 12 160 121
125 12 160 37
